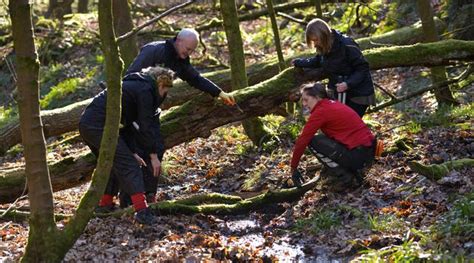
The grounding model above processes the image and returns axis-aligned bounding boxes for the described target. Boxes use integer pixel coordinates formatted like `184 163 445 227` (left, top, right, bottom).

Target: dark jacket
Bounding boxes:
79 73 165 154
293 30 374 98
126 38 222 97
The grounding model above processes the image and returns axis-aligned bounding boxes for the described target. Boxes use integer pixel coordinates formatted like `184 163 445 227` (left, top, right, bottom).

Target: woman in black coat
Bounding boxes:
292 19 375 117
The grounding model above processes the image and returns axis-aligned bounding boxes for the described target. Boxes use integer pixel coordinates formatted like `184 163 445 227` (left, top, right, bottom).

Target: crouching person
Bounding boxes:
290 83 375 191
79 65 174 225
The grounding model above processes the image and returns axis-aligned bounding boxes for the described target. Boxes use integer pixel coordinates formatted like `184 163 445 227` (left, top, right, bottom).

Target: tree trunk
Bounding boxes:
416 0 457 107
356 17 445 50
266 0 285 71
196 0 356 32
78 0 89 13
2 39 474 202
313 0 323 18
220 0 269 146
113 0 138 69
47 0 74 18
58 0 125 260
0 39 473 154
9 1 59 262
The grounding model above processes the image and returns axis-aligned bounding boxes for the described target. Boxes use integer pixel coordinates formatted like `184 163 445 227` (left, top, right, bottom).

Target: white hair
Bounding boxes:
177 28 199 42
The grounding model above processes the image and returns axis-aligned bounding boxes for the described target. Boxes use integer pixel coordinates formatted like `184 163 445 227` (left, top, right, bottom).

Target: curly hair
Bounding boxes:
141 66 174 87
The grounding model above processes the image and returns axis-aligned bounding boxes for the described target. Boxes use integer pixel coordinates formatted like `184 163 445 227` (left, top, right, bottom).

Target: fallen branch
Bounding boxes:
0 178 319 221
368 65 473 113
409 158 474 180
117 0 196 43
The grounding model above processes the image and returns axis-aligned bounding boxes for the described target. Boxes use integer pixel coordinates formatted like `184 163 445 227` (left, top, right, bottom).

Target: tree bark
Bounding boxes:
0 39 473 154
416 0 457 107
220 0 269 146
47 0 74 18
9 1 59 262
78 0 89 13
266 0 285 71
2 40 474 202
113 0 138 69
58 0 125 260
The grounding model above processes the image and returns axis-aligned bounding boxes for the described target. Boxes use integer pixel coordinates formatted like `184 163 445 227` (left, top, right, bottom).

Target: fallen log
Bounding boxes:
1 39 472 154
1 40 474 203
0 176 319 221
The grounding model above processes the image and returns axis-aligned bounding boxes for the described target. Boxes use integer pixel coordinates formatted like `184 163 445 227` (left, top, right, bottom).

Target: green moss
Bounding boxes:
409 159 474 180
40 78 80 109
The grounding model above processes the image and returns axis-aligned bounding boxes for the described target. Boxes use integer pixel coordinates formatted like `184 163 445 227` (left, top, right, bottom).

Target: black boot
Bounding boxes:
134 207 157 225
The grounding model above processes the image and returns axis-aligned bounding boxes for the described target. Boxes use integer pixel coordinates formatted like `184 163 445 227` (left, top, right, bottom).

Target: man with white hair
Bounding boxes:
127 28 235 105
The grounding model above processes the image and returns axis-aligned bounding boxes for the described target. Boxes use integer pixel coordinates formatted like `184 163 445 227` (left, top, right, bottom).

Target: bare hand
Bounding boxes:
150 154 161 177
219 91 236 106
336 82 348 93
133 153 147 167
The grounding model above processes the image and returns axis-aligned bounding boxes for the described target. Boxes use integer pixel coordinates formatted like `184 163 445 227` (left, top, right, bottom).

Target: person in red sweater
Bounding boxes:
290 83 375 190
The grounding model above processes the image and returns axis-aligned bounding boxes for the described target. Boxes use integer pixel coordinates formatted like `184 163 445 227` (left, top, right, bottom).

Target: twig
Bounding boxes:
368 65 473 113
0 181 28 219
4 55 17 83
374 82 397 100
117 0 196 43
276 11 306 25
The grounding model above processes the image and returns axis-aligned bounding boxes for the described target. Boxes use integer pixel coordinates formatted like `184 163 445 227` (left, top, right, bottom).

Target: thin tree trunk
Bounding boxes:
416 0 457 107
78 0 89 13
313 0 323 18
220 0 269 146
266 0 285 71
9 1 59 262
1 39 474 201
0 39 472 154
59 0 124 259
113 0 138 69
47 0 74 18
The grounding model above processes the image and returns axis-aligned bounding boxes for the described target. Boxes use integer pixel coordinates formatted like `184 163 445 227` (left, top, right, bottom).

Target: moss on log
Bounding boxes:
1 41 474 202
1 177 319 221
2 35 468 154
408 158 474 180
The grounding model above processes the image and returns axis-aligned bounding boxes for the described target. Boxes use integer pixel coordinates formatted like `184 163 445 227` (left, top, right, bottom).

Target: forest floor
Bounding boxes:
0 67 473 261
0 7 473 261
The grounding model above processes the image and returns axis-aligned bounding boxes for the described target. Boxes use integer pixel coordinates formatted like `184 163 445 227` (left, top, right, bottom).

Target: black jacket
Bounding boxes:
80 73 165 154
126 38 222 97
293 30 374 97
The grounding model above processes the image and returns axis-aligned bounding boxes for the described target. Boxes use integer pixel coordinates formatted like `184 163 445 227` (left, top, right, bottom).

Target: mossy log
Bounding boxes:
1 41 474 203
408 158 474 180
1 39 473 154
0 153 96 203
0 177 319 221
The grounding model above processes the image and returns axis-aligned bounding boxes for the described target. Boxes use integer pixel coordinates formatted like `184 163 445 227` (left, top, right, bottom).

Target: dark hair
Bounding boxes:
300 83 327 99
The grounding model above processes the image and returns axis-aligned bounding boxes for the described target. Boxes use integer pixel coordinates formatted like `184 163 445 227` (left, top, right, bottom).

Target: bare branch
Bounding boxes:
117 0 196 43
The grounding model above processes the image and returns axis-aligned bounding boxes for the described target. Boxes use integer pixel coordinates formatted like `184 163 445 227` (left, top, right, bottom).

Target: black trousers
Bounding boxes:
308 134 374 173
79 123 145 196
346 99 368 117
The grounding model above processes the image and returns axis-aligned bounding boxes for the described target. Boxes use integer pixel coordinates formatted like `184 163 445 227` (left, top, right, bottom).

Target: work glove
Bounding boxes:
292 168 305 188
219 91 236 106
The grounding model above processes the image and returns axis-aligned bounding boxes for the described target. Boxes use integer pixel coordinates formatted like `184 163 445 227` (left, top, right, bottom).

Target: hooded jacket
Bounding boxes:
293 30 374 98
80 72 165 154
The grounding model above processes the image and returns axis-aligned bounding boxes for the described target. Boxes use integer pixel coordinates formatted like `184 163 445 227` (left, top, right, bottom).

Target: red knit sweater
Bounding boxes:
290 99 374 169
